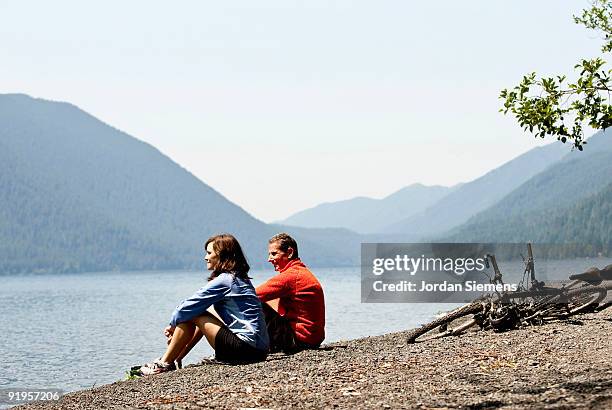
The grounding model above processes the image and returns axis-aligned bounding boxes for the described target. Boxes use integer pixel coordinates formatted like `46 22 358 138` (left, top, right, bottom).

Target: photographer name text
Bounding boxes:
372 280 518 292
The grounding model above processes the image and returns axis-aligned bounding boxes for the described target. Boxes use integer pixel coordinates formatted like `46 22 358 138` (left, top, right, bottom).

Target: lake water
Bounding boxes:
1 257 610 395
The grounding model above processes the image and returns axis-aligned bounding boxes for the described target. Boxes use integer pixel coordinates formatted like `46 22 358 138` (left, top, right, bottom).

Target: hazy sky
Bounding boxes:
0 1 602 222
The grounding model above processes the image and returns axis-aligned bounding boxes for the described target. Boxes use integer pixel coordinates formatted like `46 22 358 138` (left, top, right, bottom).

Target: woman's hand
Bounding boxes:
164 325 175 343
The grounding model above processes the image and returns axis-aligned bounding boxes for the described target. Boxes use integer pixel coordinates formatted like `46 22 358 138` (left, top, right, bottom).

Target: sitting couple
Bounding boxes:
138 232 325 375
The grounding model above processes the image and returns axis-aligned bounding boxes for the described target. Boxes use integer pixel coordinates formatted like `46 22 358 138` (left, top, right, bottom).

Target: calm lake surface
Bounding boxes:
1 258 610 394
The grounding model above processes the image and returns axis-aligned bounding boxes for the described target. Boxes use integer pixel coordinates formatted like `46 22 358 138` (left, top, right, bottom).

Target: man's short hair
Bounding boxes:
269 232 299 259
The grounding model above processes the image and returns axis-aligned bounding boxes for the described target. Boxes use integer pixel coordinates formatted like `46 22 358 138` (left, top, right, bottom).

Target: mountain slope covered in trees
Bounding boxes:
0 94 358 273
445 129 612 248
381 141 569 238
446 182 612 255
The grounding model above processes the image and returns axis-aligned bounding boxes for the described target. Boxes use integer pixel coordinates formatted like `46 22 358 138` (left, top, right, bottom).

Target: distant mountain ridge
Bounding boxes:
0 94 358 273
281 140 570 239
445 129 612 250
382 141 569 238
280 183 455 233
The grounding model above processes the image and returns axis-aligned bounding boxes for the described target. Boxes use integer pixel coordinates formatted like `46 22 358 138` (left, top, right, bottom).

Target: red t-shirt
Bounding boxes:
256 259 325 345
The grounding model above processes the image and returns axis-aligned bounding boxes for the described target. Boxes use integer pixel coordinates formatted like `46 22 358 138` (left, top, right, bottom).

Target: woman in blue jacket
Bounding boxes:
139 234 269 375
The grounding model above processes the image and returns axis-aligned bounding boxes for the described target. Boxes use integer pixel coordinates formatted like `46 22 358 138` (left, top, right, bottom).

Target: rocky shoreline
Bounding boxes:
19 307 612 409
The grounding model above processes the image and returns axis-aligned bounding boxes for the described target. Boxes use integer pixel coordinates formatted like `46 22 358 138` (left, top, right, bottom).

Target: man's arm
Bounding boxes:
256 273 292 302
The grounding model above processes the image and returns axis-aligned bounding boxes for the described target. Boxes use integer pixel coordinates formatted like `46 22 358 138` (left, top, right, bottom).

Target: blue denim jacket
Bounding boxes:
169 272 269 351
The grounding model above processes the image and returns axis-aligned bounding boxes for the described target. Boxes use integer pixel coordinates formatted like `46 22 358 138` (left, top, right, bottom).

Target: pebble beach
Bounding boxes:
17 305 612 409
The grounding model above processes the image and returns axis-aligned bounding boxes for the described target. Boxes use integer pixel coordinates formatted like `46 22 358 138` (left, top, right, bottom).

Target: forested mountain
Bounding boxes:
446 183 612 255
3 93 608 274
381 140 569 238
0 94 358 274
280 183 454 233
445 130 612 252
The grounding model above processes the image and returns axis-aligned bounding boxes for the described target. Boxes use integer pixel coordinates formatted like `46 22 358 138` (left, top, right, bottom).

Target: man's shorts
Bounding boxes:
214 326 268 364
262 303 321 354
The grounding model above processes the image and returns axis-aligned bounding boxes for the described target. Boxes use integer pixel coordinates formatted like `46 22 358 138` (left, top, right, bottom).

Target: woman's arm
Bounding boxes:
169 274 232 327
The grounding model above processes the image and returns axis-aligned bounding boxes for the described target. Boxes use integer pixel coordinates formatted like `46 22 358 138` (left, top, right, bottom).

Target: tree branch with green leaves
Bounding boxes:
500 0 612 150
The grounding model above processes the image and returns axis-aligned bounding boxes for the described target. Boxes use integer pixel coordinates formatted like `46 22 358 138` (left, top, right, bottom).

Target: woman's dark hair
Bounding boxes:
205 234 250 280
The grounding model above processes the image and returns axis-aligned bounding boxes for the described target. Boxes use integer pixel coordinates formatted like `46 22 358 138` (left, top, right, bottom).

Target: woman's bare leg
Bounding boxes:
161 312 226 363
161 323 196 363
175 328 204 362
192 311 225 349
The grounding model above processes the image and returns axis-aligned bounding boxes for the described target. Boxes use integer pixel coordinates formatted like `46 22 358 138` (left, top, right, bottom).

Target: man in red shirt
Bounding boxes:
256 233 325 353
